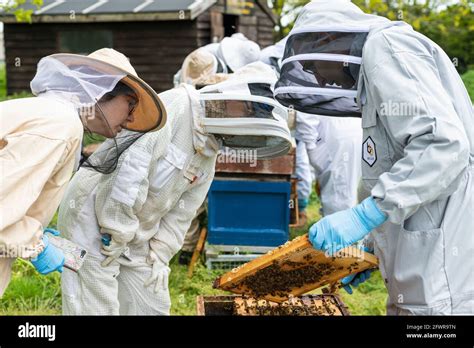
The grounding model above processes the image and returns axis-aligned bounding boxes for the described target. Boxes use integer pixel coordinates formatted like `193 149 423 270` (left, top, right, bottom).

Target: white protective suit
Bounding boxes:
259 36 287 74
296 112 362 216
58 85 219 315
275 0 474 315
0 96 83 296
295 140 313 210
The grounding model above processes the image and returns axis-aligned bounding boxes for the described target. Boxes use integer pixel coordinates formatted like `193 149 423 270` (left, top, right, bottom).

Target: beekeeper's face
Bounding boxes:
88 94 137 138
292 32 356 89
302 60 356 89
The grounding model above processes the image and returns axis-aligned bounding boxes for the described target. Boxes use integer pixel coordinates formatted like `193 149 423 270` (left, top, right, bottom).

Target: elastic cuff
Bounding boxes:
360 197 387 230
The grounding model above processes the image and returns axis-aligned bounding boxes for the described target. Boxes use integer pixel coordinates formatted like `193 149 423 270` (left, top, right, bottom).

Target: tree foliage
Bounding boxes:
0 0 43 23
269 0 474 73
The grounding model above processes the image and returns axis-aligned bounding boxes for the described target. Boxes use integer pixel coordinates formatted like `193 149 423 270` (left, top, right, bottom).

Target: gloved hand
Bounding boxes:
30 232 65 275
144 260 170 294
339 245 373 294
44 228 61 237
100 234 128 267
309 197 387 256
341 269 373 295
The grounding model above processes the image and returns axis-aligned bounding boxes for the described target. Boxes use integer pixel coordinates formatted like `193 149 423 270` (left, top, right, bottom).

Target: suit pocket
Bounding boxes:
111 148 151 207
392 226 450 308
150 144 188 192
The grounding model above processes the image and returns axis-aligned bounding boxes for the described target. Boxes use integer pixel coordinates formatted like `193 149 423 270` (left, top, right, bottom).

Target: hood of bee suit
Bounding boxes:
217 33 261 72
196 61 294 159
274 0 393 117
259 36 288 75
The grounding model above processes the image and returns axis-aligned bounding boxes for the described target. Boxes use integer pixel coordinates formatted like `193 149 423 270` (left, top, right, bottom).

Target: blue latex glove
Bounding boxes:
309 197 387 256
101 234 111 246
340 246 374 294
44 228 60 237
341 269 373 294
31 232 65 275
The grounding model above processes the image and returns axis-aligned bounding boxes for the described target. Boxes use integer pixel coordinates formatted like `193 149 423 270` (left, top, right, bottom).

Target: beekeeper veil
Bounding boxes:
30 48 167 174
198 62 294 159
274 0 390 116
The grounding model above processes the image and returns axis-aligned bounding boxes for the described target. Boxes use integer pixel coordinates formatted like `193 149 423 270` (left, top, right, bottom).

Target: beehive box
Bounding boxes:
215 146 295 175
196 294 349 316
213 234 378 303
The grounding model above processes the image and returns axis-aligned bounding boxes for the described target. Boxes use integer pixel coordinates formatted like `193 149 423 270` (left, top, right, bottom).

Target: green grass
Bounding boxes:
339 271 387 315
0 260 62 315
0 63 5 100
168 260 227 315
0 64 33 102
0 191 388 316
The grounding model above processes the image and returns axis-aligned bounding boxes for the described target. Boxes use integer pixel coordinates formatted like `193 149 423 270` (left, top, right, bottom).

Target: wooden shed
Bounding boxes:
0 0 276 95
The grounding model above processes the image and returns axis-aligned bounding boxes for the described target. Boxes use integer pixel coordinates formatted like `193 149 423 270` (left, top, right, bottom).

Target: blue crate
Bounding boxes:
207 180 290 247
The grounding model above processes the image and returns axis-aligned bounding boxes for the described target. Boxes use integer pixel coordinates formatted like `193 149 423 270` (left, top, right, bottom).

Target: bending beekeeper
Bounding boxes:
175 46 229 264
0 48 165 297
275 0 473 315
58 62 293 315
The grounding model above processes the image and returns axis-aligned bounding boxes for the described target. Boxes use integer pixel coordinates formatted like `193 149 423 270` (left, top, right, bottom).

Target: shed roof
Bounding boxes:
0 0 218 23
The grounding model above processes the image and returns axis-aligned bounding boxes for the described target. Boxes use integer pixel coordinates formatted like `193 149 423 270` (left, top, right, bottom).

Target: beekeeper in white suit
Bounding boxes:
275 0 473 315
260 36 287 74
58 62 292 315
177 41 260 262
0 48 165 297
297 111 362 216
294 140 313 224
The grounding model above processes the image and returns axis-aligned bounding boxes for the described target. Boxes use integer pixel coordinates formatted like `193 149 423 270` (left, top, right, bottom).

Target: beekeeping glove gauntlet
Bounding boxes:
144 251 170 294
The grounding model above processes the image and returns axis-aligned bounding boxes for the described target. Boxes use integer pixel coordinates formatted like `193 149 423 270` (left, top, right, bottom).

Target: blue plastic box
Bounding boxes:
207 180 291 247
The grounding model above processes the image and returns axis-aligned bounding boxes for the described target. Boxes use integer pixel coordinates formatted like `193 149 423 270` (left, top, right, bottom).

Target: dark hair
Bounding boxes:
99 81 137 102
